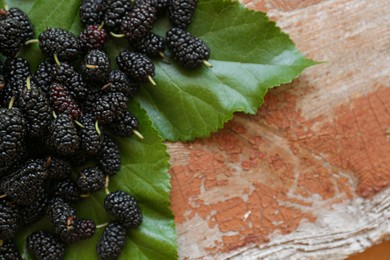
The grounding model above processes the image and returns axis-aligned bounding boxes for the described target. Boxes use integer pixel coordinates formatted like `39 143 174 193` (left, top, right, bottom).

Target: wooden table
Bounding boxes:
168 0 390 258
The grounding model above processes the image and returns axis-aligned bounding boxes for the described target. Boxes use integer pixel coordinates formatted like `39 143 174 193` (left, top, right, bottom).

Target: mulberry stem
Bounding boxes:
110 32 125 38
74 120 85 128
95 120 102 136
202 60 213 68
53 53 61 66
96 223 109 229
132 130 144 140
98 22 105 32
148 75 156 86
85 64 99 69
25 39 39 45
104 175 110 195
26 76 31 91
8 97 15 109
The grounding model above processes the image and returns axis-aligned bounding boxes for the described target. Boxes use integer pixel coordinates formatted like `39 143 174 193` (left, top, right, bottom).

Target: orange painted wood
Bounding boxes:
168 0 390 258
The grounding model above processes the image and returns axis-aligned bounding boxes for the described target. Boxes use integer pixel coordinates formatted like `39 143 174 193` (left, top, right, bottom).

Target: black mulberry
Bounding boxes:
39 28 80 61
48 113 80 156
116 51 155 84
121 1 157 42
46 198 77 237
77 167 105 193
132 32 165 58
33 61 55 94
4 7 34 42
102 70 139 98
0 240 21 260
0 200 19 240
19 193 49 226
92 92 128 124
97 135 121 176
104 190 142 228
110 111 140 137
78 25 107 51
0 19 23 57
44 156 72 180
81 49 111 83
103 0 133 32
4 57 31 82
80 0 105 26
27 231 65 260
166 27 210 69
168 0 197 29
79 113 103 155
60 218 96 243
96 222 126 260
50 179 82 203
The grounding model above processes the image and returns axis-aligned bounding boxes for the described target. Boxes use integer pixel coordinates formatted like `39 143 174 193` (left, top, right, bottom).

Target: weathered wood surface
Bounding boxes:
168 0 390 259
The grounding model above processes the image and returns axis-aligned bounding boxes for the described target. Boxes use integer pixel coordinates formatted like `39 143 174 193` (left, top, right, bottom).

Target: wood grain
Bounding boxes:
168 0 390 258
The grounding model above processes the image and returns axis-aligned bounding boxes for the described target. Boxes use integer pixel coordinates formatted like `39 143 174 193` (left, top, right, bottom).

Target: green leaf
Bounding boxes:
138 0 316 141
16 101 177 260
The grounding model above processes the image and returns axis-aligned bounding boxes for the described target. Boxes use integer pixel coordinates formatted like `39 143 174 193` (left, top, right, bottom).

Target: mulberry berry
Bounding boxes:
104 190 142 228
0 108 26 173
102 70 139 98
92 92 128 124
96 222 126 260
48 113 80 156
103 0 133 32
4 57 31 82
4 8 34 42
77 167 105 193
51 62 89 101
0 79 25 107
132 32 165 58
97 135 121 176
19 193 49 226
110 111 139 137
0 62 5 91
0 200 19 240
39 28 80 61
81 49 111 83
50 179 82 203
80 0 104 26
60 218 96 243
116 51 155 83
0 18 23 57
166 27 210 69
33 61 55 94
168 0 197 29
46 198 77 237
0 159 46 205
44 156 72 180
27 231 65 260
49 83 81 120
121 1 157 42
79 113 103 155
78 25 107 51
0 240 21 260
17 84 52 137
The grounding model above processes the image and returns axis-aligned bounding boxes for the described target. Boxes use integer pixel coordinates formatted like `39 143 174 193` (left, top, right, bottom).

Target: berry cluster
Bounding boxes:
0 0 210 258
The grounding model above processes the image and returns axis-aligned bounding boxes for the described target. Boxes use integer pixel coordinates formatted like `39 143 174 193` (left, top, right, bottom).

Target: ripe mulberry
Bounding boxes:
121 1 157 42
103 0 133 32
0 18 23 57
92 92 128 124
166 27 210 69
97 135 121 176
102 70 139 98
116 51 155 83
3 7 34 42
44 156 72 180
27 231 65 260
81 49 111 83
0 200 19 240
60 218 96 243
50 179 82 203
0 108 26 173
168 0 197 29
19 194 49 226
17 84 52 137
48 113 80 156
110 111 139 137
96 222 126 260
0 62 5 91
77 167 105 193
33 61 55 94
49 83 81 120
79 113 103 155
78 25 107 51
4 57 31 82
80 0 105 26
46 198 77 238
104 190 142 228
132 32 165 58
0 240 21 259
51 62 89 101
0 159 46 205
39 28 80 61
